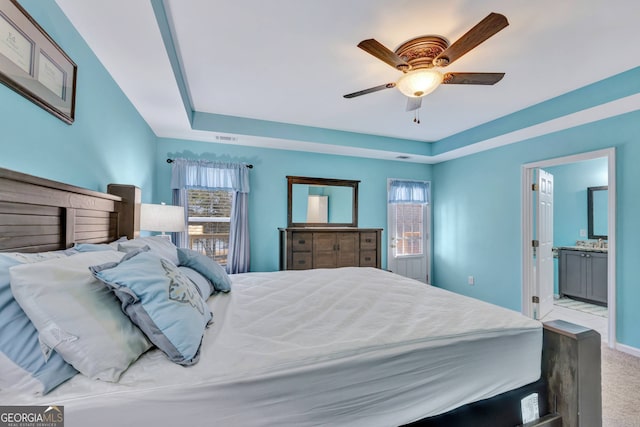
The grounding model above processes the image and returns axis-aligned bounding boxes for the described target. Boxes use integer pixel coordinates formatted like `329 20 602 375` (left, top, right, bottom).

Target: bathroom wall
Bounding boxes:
546 157 608 294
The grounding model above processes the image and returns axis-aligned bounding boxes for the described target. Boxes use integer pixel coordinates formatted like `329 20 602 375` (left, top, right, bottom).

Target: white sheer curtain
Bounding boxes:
170 158 251 273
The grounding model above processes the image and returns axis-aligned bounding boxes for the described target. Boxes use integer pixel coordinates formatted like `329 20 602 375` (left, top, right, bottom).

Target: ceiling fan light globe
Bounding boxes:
396 69 443 98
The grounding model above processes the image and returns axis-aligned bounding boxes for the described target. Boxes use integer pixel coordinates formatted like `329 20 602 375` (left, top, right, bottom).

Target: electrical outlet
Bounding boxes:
468 276 475 286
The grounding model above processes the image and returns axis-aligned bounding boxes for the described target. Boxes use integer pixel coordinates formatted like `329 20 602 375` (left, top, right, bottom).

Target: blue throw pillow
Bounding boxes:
177 248 232 293
118 236 179 265
72 243 115 252
178 266 214 299
91 251 213 366
0 253 78 395
73 236 127 253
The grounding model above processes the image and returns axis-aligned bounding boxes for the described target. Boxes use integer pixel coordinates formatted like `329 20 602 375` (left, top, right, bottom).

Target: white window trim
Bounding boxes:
188 217 230 223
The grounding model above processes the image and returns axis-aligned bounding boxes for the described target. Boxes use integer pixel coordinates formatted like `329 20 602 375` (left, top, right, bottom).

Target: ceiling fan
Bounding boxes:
344 13 509 121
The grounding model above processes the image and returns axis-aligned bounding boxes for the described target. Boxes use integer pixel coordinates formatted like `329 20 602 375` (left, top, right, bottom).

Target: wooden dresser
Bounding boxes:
279 227 382 270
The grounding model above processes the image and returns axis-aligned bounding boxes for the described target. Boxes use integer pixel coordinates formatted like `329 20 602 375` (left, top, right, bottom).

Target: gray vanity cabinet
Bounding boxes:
559 249 607 305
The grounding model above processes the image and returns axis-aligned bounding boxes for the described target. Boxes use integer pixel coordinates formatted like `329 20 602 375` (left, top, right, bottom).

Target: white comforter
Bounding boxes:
3 267 542 427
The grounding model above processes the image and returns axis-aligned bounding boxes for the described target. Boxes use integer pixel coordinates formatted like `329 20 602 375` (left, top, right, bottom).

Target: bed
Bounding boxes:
0 167 598 427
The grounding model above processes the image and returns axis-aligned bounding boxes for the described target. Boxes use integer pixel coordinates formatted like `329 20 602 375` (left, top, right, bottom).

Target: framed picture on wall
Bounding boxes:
0 0 77 124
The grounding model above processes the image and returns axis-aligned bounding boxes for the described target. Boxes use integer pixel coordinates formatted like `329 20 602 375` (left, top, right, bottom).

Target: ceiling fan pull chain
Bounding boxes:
413 110 421 124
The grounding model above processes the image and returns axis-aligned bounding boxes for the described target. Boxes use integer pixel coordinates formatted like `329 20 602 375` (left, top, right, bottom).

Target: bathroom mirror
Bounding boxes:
287 176 359 227
587 185 608 239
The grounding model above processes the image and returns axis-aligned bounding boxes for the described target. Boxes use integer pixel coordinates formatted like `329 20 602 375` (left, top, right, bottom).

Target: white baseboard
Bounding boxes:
614 342 640 358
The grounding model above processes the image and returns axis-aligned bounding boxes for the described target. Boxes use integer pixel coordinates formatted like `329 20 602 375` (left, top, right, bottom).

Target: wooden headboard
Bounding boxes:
0 167 140 253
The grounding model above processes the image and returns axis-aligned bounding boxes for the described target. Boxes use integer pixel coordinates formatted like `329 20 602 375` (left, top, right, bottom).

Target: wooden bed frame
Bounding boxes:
0 166 601 426
0 167 139 252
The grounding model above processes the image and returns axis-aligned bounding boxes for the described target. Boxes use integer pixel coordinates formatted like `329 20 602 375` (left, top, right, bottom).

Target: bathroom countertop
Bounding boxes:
554 245 608 253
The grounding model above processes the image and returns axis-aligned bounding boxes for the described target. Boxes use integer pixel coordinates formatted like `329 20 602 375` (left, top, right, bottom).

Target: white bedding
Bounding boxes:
1 267 542 427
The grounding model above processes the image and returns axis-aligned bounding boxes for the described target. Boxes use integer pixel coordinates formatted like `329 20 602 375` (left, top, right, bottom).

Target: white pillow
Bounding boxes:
0 252 78 394
10 251 152 382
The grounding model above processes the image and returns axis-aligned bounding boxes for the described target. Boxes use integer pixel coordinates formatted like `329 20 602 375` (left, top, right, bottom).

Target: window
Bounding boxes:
187 189 232 266
391 203 424 256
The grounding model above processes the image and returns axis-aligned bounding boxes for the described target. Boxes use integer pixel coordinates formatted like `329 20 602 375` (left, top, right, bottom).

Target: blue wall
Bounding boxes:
291 184 310 222
546 158 608 247
155 138 432 272
325 186 352 223
0 1 156 198
433 110 640 348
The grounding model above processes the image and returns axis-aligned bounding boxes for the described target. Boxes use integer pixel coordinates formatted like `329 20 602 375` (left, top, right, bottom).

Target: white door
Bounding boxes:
535 169 554 319
387 200 430 283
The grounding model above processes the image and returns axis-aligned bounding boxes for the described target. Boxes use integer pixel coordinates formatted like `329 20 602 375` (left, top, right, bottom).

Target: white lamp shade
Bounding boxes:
140 203 185 233
396 69 443 98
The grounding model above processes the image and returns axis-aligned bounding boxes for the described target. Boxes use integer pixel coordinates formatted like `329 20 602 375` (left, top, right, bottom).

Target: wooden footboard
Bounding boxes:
403 321 600 427
393 321 601 427
541 320 602 427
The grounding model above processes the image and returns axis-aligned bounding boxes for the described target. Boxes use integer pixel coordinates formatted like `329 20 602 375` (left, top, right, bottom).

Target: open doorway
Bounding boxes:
521 148 616 347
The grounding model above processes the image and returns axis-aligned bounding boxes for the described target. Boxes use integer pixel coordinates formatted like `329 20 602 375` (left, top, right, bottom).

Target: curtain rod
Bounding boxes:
166 158 253 169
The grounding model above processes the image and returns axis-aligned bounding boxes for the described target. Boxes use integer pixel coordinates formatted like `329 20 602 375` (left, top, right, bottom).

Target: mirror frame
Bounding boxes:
587 185 608 240
287 176 359 227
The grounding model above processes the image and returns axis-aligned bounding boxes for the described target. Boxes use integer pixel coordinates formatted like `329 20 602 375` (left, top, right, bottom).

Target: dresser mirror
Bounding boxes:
287 176 359 227
587 185 608 239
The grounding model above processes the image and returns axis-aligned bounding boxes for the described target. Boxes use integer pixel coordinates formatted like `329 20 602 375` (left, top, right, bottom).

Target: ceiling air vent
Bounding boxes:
216 135 237 142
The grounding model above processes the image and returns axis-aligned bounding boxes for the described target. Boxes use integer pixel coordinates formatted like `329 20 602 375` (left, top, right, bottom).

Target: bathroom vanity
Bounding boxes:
558 247 607 306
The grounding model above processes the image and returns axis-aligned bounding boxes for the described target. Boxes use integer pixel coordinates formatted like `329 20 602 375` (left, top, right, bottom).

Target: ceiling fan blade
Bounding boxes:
442 72 505 85
433 13 509 67
406 97 422 111
357 39 410 71
343 83 396 99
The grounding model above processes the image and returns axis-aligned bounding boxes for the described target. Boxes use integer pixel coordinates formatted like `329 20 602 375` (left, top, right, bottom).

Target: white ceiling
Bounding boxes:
55 0 640 163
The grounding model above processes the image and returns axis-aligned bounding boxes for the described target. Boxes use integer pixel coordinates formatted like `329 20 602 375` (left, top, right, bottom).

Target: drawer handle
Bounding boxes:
365 238 372 243
298 239 306 244
297 260 306 264
364 257 372 261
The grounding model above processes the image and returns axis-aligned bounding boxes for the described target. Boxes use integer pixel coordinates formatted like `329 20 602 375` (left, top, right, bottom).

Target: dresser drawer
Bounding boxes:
360 232 378 250
291 252 312 269
360 250 377 267
291 232 312 252
280 228 382 270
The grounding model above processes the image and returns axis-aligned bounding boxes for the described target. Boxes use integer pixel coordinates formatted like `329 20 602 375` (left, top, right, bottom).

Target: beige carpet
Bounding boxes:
602 344 640 426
